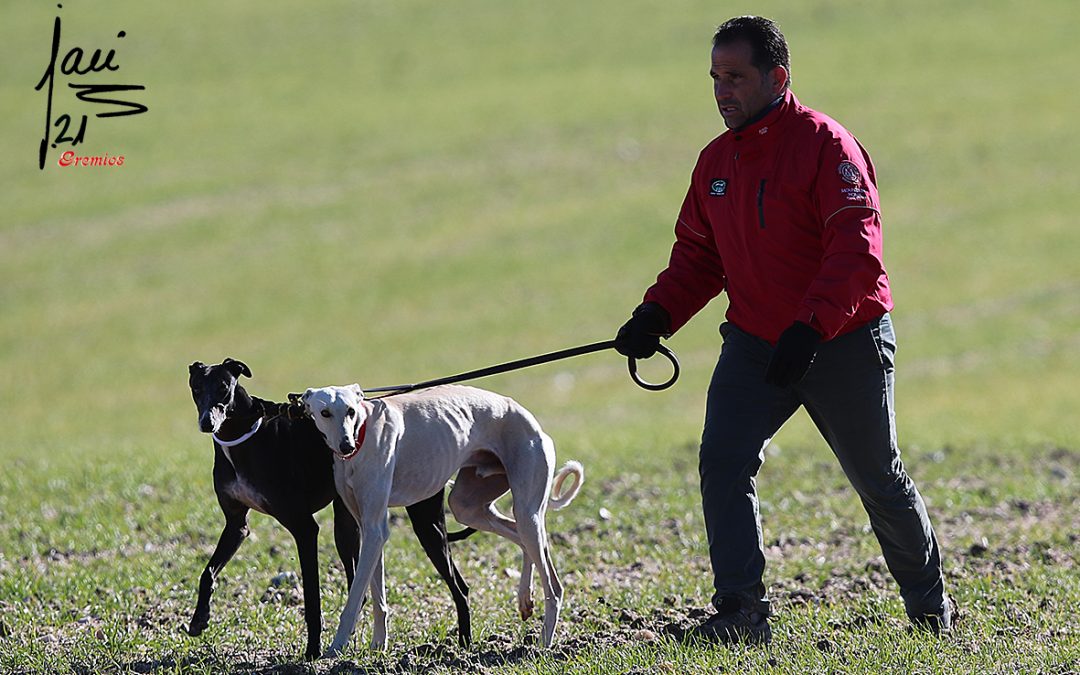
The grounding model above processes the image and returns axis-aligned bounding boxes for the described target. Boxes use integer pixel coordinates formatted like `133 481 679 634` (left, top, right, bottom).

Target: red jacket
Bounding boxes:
644 90 892 344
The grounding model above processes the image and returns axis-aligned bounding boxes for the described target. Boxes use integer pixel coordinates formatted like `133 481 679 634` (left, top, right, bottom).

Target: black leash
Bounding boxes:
363 339 679 398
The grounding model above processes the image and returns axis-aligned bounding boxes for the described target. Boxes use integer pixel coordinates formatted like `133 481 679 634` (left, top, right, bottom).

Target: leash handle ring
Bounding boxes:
627 344 680 391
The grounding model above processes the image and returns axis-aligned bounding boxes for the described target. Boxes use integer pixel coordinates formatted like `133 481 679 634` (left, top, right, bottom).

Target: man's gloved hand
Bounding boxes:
764 321 822 386
615 302 671 359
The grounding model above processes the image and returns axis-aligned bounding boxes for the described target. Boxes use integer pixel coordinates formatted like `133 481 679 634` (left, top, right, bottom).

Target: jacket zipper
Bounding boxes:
757 179 767 229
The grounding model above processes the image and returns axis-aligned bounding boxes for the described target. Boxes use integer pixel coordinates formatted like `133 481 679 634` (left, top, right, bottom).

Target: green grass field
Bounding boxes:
1 0 1078 672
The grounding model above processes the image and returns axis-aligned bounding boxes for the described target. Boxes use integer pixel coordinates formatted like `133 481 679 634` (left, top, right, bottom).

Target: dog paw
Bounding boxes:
457 629 472 648
304 647 320 662
518 598 535 621
185 617 208 637
320 645 343 660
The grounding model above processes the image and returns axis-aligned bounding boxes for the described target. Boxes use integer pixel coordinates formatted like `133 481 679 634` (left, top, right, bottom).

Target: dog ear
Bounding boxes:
350 383 365 399
300 389 315 414
222 358 252 378
189 361 206 373
287 391 309 418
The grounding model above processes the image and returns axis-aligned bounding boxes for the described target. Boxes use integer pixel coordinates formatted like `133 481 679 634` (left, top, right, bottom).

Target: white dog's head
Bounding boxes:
302 384 370 456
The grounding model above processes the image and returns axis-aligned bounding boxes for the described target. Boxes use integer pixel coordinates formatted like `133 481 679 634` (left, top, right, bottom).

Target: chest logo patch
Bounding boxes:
709 179 728 196
838 161 862 185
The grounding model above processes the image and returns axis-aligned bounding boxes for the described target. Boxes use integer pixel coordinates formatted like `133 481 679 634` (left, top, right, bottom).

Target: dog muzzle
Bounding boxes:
336 402 373 460
200 405 228 434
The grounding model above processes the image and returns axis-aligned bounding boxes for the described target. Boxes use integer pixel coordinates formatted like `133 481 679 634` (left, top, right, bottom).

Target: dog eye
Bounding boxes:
320 410 332 418
345 408 354 418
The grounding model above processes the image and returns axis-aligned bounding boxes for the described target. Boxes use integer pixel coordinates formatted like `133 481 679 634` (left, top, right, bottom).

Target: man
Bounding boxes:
615 16 951 644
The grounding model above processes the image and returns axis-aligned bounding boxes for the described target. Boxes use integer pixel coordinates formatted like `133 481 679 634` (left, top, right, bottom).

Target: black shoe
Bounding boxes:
690 598 772 645
910 595 956 635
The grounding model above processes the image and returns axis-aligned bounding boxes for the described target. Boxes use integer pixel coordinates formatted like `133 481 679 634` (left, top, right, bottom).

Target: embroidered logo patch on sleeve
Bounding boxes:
841 186 868 202
709 179 728 196
838 161 862 185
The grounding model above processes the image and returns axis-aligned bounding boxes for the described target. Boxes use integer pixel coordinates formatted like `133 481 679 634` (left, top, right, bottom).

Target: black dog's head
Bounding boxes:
188 358 253 434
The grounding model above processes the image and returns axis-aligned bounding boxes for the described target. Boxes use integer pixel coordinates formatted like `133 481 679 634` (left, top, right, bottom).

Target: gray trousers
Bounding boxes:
699 313 947 617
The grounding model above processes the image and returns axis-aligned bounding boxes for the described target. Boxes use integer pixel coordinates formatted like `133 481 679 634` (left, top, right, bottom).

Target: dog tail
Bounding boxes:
446 527 478 542
548 460 584 511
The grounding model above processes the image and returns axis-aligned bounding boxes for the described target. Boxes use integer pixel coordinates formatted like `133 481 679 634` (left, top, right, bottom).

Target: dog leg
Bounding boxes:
448 468 517 535
188 503 249 637
323 513 389 658
466 503 536 621
542 542 563 638
517 554 535 621
513 513 563 647
468 502 535 622
332 495 360 589
504 436 565 647
449 470 542 621
406 488 472 647
284 516 322 661
370 547 388 650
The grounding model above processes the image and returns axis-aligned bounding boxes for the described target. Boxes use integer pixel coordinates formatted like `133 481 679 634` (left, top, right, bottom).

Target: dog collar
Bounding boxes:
339 402 373 460
213 417 263 448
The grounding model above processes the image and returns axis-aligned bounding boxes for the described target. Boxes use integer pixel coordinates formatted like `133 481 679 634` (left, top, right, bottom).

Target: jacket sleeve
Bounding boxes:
643 158 727 334
794 134 886 339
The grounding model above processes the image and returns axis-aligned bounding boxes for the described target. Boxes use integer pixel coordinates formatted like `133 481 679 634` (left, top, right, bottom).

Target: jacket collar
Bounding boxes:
731 89 797 139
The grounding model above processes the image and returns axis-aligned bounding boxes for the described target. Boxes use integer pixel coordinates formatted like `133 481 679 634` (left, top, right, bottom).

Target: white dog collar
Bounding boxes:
213 417 263 470
213 417 263 448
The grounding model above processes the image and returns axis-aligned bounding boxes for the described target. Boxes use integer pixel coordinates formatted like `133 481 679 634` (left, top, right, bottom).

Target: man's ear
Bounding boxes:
769 65 789 94
222 358 252 378
349 383 365 400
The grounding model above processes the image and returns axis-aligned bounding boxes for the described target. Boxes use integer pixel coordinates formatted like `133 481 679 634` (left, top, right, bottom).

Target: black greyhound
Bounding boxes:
187 358 475 659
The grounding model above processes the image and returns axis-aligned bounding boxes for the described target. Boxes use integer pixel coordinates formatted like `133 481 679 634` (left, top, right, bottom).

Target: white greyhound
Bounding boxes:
301 383 584 657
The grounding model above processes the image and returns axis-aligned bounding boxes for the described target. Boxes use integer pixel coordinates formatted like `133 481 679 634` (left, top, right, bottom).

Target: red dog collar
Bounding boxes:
339 401 373 460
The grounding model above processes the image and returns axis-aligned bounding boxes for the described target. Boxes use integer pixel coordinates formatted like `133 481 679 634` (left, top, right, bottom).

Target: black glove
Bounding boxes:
764 321 822 387
615 302 671 359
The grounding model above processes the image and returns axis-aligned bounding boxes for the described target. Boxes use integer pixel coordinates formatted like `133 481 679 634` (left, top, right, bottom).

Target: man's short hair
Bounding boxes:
713 16 791 84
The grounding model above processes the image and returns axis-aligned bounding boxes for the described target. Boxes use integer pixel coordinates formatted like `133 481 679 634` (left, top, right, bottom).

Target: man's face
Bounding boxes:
710 40 787 130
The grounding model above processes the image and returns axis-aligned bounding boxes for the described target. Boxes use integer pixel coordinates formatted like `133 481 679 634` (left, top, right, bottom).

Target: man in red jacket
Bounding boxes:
616 16 951 644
